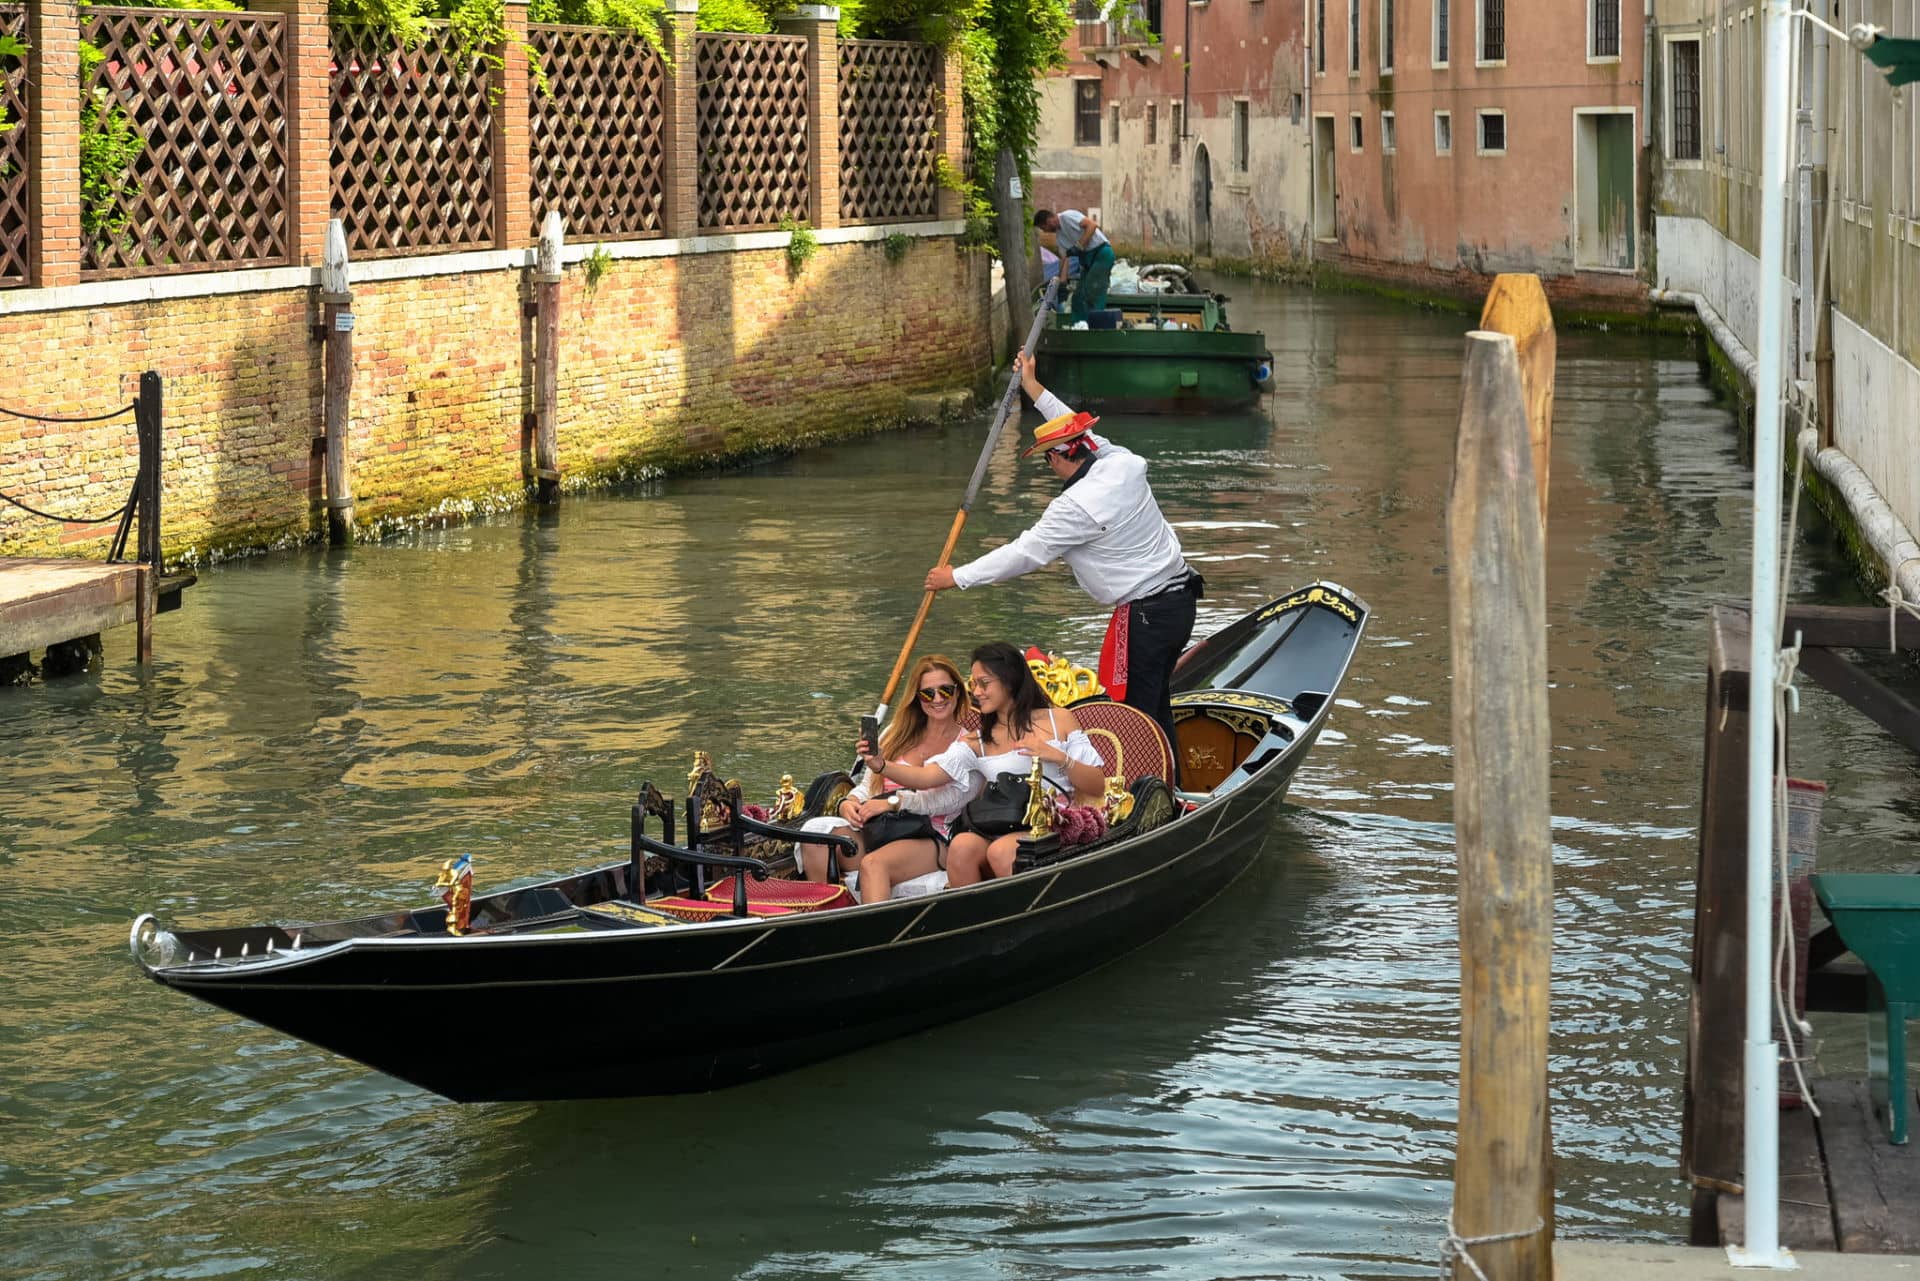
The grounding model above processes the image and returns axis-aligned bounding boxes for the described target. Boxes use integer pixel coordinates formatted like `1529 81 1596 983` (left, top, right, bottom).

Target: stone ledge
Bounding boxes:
0 220 969 317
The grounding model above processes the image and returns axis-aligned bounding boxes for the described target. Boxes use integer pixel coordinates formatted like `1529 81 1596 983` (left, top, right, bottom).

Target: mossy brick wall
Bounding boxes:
0 237 991 562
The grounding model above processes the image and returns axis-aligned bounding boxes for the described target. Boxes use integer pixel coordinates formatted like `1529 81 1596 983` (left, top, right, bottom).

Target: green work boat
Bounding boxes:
1034 273 1275 414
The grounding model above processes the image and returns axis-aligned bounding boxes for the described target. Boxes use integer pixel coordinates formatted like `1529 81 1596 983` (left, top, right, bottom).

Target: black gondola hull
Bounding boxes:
138 582 1367 1101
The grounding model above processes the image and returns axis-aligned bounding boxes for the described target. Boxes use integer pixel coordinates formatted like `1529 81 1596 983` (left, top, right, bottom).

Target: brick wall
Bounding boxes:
0 235 992 561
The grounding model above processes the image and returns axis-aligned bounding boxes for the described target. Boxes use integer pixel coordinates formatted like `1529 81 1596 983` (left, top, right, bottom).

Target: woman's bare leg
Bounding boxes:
985 834 1023 879
858 838 940 903
944 832 990 887
799 827 862 882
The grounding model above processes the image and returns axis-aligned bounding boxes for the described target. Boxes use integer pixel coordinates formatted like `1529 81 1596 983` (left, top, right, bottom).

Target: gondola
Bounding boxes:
130 581 1369 1102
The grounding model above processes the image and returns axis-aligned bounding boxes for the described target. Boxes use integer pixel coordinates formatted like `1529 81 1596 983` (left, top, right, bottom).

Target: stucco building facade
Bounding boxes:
1310 0 1645 300
1648 0 1920 598
1032 13 1112 217
1096 0 1315 267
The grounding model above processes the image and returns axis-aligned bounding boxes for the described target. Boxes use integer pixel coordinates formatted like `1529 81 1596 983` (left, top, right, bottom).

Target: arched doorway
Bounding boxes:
1192 143 1213 258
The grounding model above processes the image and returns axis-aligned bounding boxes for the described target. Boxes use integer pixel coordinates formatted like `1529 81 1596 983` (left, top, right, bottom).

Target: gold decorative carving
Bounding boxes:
1023 757 1053 837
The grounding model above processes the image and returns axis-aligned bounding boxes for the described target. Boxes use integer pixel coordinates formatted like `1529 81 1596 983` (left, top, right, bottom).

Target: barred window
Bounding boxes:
1316 0 1326 72
1480 0 1504 61
1077 79 1104 146
1478 109 1507 154
1349 0 1360 72
1147 102 1158 145
1233 100 1250 172
1435 0 1449 63
1171 103 1183 164
1670 37 1702 161
1591 0 1620 58
1382 0 1394 70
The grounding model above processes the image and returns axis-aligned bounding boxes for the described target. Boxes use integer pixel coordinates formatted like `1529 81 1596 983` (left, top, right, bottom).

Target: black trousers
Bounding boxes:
1120 578 1199 782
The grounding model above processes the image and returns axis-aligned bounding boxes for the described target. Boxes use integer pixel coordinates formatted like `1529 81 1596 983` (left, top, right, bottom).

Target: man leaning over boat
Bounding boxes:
923 353 1202 767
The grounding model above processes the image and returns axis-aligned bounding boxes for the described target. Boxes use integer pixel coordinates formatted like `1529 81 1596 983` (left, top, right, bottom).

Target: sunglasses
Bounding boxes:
917 682 960 704
966 675 996 692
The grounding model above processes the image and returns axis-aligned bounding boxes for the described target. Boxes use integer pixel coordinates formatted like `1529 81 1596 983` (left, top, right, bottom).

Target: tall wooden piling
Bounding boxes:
1477 275 1556 525
533 211 563 505
1448 328 1553 1280
321 219 356 544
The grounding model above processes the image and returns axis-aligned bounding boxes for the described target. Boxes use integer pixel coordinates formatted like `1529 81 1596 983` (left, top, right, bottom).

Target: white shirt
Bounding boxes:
951 390 1188 608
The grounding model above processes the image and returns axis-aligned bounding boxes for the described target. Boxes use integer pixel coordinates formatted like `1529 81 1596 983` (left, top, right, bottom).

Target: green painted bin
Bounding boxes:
1812 872 1920 1143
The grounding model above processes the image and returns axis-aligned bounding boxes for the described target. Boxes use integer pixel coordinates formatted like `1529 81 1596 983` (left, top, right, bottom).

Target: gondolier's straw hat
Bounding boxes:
1021 411 1101 458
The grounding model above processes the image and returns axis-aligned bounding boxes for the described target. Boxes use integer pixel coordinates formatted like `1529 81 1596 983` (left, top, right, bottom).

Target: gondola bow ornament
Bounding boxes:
433 854 474 935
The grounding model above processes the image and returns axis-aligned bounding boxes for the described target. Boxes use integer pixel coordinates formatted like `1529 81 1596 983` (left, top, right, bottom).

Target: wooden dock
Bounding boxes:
1685 602 1920 1257
0 558 154 668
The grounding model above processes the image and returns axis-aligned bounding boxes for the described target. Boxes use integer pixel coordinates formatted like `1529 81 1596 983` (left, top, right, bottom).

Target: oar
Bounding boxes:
868 272 1067 728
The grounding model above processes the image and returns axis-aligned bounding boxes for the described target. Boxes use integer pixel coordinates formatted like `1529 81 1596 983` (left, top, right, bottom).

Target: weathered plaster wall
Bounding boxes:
0 236 992 563
1099 6 1312 267
1648 0 1920 562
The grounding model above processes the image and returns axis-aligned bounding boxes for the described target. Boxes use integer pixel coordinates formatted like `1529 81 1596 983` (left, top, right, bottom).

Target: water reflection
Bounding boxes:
2 280 1917 1280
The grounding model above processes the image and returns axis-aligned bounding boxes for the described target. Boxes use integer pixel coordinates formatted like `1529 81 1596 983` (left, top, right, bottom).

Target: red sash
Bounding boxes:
1097 603 1130 702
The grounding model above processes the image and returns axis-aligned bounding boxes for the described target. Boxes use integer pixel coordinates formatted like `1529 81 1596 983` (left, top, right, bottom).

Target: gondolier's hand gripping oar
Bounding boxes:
866 274 1066 742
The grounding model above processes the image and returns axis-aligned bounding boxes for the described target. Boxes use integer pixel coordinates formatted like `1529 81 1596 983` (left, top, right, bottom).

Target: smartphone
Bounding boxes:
859 715 881 764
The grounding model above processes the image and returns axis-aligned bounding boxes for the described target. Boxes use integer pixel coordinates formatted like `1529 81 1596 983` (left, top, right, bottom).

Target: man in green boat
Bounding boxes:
1035 207 1115 324
923 354 1202 762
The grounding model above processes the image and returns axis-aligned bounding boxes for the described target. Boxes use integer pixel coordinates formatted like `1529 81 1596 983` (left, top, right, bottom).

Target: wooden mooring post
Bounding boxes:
1448 279 1555 1279
533 211 563 504
321 219 356 544
133 371 161 663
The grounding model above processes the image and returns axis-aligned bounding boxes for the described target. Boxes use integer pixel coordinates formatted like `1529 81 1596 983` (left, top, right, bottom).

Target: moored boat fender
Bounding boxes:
1250 359 1274 388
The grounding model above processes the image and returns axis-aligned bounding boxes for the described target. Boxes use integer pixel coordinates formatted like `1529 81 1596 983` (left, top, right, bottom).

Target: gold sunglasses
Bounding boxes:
917 682 960 704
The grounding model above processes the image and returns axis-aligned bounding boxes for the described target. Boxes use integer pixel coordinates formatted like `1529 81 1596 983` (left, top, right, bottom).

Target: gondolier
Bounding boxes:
924 354 1202 759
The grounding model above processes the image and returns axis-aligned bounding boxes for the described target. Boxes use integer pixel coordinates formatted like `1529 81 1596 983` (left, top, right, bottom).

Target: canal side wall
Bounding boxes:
0 228 992 563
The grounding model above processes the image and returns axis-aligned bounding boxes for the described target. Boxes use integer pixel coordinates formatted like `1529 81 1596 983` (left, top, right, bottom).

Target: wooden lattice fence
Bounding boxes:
528 24 666 241
694 32 808 233
838 39 937 224
0 4 27 286
81 7 291 278
330 22 494 257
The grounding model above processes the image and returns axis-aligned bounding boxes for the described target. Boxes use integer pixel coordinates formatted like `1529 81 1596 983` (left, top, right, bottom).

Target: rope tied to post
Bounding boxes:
1880 554 1920 652
1440 1212 1543 1281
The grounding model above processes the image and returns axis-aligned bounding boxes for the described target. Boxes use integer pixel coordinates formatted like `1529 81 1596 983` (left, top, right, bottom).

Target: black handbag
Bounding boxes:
861 809 938 848
960 772 1036 838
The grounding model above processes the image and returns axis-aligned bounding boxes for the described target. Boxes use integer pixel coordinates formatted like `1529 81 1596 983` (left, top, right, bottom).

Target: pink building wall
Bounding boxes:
1311 0 1644 301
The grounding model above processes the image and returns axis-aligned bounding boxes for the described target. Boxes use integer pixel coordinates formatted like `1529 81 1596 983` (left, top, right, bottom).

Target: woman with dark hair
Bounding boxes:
867 641 1107 889
795 654 972 896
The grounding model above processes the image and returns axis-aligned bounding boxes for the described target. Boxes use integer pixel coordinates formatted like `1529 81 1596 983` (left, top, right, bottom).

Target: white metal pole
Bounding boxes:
1733 0 1797 1268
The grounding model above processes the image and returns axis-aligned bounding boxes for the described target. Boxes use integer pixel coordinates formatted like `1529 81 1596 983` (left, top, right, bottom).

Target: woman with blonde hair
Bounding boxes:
797 654 975 900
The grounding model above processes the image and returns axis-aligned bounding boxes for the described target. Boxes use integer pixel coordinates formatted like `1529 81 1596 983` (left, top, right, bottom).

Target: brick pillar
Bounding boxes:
27 0 82 287
935 44 964 221
492 0 533 248
659 0 699 238
253 0 331 265
777 5 839 230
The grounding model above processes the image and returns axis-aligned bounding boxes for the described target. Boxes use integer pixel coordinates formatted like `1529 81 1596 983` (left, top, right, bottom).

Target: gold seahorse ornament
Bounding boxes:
1101 775 1135 824
771 773 804 822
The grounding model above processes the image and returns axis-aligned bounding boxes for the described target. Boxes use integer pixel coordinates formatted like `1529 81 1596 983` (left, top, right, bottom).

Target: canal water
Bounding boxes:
4 280 1917 1280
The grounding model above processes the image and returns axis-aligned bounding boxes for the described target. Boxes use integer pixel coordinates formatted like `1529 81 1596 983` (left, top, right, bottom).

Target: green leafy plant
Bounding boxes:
77 43 144 248
782 217 817 275
695 0 772 32
581 242 613 296
0 33 27 138
882 231 912 263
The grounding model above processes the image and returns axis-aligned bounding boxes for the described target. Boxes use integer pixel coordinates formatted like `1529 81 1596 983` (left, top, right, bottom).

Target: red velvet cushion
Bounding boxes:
704 877 852 913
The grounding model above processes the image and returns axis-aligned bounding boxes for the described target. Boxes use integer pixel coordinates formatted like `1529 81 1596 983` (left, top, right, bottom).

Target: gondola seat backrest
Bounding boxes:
1068 700 1175 790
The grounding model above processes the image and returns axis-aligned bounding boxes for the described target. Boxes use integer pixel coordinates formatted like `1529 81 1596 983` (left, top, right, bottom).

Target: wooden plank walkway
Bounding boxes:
1717 1078 1920 1254
0 557 149 662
